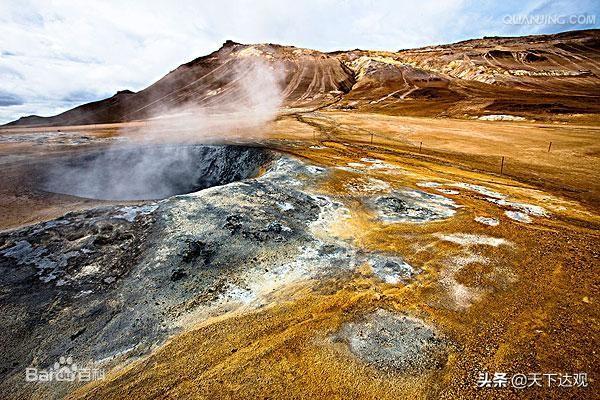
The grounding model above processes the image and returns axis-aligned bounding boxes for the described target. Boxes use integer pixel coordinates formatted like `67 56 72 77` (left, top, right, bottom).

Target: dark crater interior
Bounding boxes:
41 144 271 200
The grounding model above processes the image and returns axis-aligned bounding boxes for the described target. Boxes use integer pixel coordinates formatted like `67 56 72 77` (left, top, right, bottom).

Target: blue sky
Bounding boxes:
0 0 598 124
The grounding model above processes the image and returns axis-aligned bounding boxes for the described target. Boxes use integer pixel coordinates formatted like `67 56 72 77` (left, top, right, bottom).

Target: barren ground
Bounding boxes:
0 111 598 399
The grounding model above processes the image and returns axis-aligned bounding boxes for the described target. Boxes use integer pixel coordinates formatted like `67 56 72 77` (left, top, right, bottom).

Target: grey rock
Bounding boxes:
370 189 458 223
335 309 447 373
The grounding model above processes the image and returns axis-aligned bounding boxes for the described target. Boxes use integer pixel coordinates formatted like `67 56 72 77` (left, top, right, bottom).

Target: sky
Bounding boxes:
0 0 598 124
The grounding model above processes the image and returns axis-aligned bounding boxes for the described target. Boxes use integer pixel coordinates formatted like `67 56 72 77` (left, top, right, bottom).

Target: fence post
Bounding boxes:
419 141 422 153
548 141 552 153
500 156 505 174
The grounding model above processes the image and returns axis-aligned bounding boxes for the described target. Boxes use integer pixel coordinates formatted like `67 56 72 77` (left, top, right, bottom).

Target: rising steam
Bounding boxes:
42 55 284 200
126 54 286 142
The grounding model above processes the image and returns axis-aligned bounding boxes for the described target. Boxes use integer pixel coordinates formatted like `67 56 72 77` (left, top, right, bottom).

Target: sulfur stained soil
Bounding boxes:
1 111 599 399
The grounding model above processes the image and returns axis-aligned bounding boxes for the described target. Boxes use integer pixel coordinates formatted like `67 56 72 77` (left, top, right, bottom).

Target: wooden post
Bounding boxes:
500 156 505 175
548 141 552 153
419 142 422 153
370 133 373 144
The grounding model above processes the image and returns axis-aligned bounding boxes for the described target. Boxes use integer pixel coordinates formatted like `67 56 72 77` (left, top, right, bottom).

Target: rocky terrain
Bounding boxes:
1 148 453 398
0 29 598 400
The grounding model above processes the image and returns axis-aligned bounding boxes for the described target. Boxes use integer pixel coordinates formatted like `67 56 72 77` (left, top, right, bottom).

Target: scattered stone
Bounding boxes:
437 189 459 195
416 181 441 188
345 177 390 194
452 182 547 218
474 216 499 226
115 204 158 222
347 162 365 168
505 210 532 223
452 182 504 199
478 114 527 121
436 233 510 247
224 214 244 234
368 255 414 284
492 199 546 217
360 158 380 163
276 202 294 211
170 268 188 282
70 327 86 341
306 166 326 174
182 240 212 263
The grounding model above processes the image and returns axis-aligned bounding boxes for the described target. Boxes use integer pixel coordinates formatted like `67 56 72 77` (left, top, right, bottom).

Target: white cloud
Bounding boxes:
0 0 597 124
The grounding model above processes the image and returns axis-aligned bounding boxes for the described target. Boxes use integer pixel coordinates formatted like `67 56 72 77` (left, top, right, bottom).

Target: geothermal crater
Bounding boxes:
41 144 271 200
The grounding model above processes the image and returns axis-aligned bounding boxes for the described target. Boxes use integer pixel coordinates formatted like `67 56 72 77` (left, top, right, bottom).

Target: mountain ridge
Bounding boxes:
5 28 600 127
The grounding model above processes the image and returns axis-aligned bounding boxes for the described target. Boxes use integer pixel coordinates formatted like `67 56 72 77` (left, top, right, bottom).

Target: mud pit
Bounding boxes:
334 309 448 373
41 145 271 200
